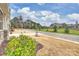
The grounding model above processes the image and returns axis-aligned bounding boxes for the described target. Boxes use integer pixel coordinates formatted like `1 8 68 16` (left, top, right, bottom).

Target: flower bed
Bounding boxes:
5 35 37 56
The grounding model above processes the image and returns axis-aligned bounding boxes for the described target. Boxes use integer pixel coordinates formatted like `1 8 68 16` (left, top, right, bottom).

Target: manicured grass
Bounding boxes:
39 28 79 35
70 29 79 35
57 28 79 35
5 35 37 56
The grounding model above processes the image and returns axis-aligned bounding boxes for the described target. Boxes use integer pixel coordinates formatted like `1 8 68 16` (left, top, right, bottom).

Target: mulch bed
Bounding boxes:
0 40 8 56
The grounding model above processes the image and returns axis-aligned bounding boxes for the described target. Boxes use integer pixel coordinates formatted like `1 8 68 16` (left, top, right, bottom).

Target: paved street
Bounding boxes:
39 31 79 42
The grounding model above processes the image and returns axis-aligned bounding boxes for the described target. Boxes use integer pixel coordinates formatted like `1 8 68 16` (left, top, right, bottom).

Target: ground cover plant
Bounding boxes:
5 35 37 56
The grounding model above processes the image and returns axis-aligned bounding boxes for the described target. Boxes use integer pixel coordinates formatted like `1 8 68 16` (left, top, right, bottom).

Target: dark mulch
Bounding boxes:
0 40 8 56
36 43 43 53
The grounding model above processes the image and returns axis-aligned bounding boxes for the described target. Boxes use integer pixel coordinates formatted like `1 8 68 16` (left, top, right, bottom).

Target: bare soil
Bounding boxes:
31 34 79 56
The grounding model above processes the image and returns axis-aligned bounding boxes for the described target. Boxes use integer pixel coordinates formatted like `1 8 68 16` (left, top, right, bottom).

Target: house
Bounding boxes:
68 21 79 30
0 3 10 45
50 22 79 30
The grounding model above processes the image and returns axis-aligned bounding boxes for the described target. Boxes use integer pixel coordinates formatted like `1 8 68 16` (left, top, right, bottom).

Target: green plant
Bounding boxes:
5 35 37 56
53 25 57 32
65 27 69 33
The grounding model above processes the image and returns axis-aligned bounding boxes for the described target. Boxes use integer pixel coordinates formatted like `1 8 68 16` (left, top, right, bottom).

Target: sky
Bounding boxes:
9 3 79 26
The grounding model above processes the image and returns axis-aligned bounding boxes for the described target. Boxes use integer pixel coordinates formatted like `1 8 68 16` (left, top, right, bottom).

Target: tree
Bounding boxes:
64 23 69 33
10 16 43 29
53 25 57 32
65 26 69 33
53 23 58 32
19 16 23 21
10 16 23 28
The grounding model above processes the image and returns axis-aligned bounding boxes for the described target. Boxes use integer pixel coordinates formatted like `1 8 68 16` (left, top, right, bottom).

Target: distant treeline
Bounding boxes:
10 16 47 29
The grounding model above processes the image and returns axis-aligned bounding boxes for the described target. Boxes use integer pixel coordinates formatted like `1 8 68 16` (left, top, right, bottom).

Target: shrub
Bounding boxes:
53 25 57 32
65 27 70 33
5 35 37 56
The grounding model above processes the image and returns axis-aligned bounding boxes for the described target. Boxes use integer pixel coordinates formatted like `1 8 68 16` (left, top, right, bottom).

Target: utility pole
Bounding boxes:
53 15 58 32
35 23 38 37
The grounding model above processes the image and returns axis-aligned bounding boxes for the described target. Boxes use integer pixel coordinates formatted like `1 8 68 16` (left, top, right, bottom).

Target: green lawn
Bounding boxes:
39 28 79 36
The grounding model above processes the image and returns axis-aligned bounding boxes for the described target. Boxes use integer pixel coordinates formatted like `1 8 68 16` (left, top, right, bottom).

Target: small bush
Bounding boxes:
64 27 70 33
53 25 57 32
5 35 37 56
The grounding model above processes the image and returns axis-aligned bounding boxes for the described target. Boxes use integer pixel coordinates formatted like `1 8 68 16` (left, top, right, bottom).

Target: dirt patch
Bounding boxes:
31 34 79 56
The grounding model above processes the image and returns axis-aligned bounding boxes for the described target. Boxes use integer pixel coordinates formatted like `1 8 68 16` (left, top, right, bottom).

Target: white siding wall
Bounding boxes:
3 16 10 30
0 5 10 45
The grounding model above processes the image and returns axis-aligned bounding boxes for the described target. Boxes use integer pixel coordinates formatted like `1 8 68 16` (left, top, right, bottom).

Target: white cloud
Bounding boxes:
14 7 79 26
11 8 16 14
11 8 16 19
47 13 60 21
41 11 60 22
17 7 30 14
16 7 62 26
10 16 14 19
67 13 79 20
40 11 52 16
39 11 61 26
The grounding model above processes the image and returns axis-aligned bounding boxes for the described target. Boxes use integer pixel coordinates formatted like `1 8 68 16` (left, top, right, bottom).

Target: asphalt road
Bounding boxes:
20 29 79 42
39 31 79 42
22 29 79 42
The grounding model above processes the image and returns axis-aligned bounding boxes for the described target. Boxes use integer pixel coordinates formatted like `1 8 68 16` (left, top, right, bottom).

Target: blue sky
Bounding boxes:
9 3 79 26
